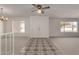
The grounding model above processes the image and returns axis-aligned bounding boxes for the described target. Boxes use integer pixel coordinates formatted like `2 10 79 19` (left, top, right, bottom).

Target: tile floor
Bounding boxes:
24 38 56 55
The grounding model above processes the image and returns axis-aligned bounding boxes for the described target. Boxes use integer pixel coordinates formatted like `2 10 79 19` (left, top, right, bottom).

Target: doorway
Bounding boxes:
30 16 49 38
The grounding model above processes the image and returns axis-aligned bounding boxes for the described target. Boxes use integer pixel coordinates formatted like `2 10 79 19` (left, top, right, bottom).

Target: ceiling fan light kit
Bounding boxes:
37 9 42 14
32 4 50 14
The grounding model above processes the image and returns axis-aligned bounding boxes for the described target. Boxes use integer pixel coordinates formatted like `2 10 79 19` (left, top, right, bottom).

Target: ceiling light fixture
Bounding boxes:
32 4 50 14
37 9 42 14
0 8 8 22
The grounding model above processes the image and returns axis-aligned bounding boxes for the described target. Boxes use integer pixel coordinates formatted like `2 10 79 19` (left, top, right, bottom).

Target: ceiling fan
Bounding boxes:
32 4 50 14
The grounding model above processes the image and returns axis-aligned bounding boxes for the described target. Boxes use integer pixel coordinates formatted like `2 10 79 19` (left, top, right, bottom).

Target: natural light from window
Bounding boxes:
12 21 25 33
20 21 25 33
60 21 78 32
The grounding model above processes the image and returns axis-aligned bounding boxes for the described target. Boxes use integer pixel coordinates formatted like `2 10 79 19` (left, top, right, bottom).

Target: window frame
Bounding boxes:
12 20 25 33
60 21 78 32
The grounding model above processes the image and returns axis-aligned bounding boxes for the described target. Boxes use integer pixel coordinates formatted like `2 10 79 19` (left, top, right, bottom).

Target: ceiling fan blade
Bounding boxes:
32 4 37 8
42 6 50 9
32 4 42 9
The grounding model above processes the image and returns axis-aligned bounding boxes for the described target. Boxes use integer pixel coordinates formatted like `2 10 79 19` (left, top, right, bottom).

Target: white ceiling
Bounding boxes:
0 4 79 18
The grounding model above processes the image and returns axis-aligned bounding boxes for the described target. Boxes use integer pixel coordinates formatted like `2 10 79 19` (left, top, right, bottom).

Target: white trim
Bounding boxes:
0 36 1 55
12 32 14 55
0 32 14 55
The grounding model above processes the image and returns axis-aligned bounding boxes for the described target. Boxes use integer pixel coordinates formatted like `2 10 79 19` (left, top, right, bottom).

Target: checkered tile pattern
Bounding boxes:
24 38 56 55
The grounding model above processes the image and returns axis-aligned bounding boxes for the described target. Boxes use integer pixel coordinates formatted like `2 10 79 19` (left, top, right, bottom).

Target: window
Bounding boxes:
12 21 25 33
20 21 25 33
60 21 78 32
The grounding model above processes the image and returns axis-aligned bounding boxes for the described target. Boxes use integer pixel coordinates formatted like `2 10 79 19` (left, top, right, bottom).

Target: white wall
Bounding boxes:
0 22 3 34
